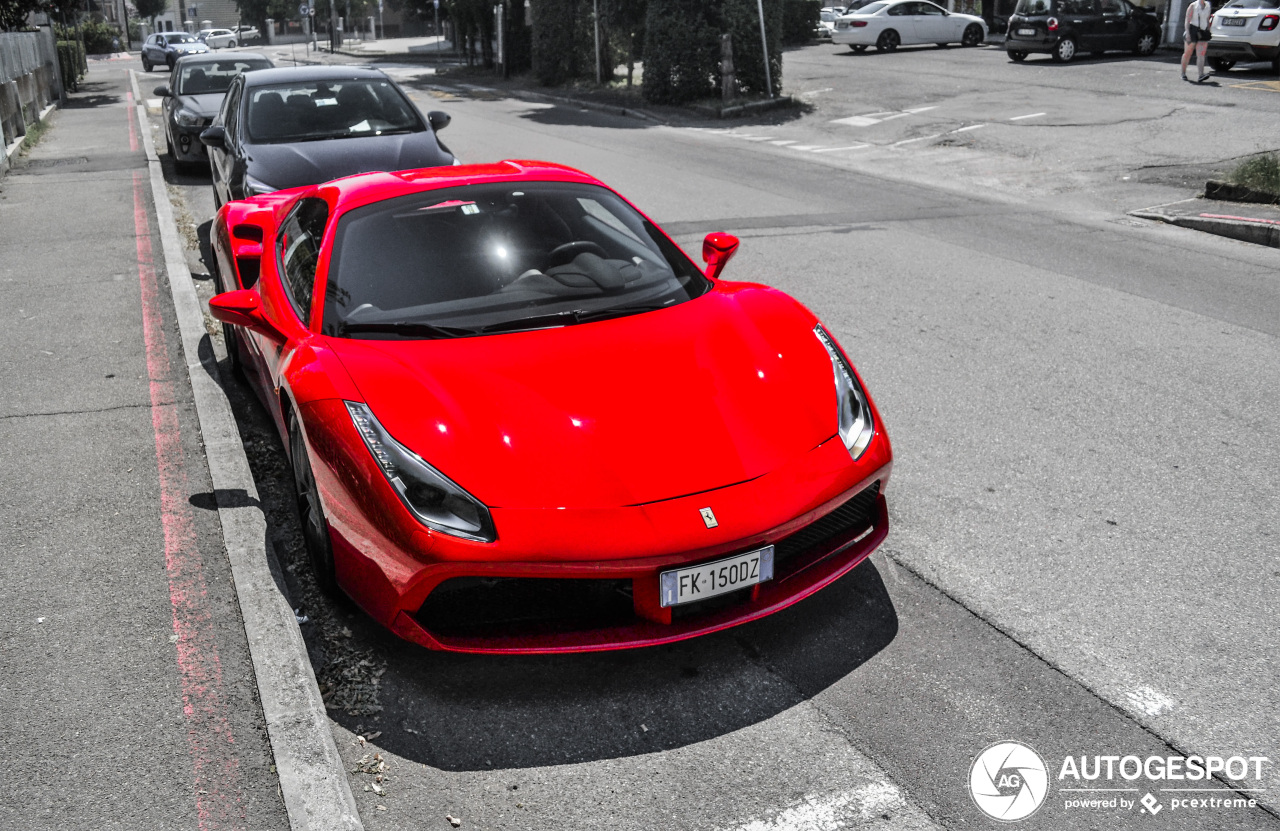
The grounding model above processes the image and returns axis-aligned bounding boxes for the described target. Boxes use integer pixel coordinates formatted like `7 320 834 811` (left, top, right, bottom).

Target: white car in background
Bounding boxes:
833 0 987 52
197 28 239 49
1206 0 1280 73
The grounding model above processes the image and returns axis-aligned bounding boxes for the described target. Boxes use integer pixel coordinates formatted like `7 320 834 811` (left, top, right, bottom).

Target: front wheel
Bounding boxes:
166 55 176 70
1008 50 1028 61
228 39 237 48
141 56 152 71
1210 57 1235 72
962 23 984 47
1052 36 1077 62
877 29 901 52
1135 32 1157 56
290 414 340 598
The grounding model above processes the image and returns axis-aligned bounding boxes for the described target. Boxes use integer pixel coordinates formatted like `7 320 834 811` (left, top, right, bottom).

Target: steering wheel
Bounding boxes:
545 240 608 269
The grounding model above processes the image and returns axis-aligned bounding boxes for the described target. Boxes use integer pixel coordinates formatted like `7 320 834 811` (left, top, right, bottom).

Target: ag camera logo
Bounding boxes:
970 741 1050 822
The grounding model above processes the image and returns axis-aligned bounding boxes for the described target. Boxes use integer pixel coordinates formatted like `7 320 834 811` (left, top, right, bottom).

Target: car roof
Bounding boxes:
241 65 390 88
174 51 272 66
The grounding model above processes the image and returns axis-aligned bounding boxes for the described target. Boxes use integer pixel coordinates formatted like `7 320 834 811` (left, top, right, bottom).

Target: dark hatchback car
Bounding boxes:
156 53 273 171
199 65 455 208
1005 0 1160 61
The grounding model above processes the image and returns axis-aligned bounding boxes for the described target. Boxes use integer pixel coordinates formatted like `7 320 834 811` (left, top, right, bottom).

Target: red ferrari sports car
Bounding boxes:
208 160 893 654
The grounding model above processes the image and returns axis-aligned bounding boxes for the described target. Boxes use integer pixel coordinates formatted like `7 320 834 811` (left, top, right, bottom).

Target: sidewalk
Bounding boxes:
1131 195 1280 248
0 63 287 830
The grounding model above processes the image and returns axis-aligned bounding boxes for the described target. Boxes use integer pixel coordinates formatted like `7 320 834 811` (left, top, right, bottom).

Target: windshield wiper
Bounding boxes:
337 321 479 339
477 303 673 334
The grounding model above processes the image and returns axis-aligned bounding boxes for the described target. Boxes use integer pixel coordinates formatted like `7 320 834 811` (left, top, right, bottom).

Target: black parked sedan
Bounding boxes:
199 65 455 208
1005 0 1160 62
156 53 273 171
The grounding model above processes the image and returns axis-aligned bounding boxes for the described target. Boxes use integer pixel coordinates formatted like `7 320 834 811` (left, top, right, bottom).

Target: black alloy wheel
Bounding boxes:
877 29 901 51
962 23 984 46
290 413 340 597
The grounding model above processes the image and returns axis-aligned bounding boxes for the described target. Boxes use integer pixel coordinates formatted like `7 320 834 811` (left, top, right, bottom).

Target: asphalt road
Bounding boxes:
140 39 1279 830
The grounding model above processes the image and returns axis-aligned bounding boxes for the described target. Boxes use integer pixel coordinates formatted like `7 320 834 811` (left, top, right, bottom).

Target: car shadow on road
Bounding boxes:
365 560 898 771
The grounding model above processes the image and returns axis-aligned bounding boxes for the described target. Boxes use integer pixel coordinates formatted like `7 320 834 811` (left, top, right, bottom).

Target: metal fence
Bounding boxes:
0 29 62 173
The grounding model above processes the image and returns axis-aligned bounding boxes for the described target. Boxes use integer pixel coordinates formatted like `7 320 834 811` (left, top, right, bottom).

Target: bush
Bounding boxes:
80 21 122 53
532 0 588 84
722 0 783 96
57 40 87 91
781 0 819 45
641 0 719 102
1228 154 1280 196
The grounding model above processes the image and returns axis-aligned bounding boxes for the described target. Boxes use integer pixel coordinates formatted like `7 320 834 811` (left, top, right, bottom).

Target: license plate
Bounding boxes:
1224 16 1245 25
659 546 774 607
1017 27 1036 35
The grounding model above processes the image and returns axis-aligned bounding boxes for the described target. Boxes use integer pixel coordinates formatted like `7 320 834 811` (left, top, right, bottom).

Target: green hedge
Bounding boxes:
57 41 87 92
781 0 820 45
641 0 781 104
532 0 587 85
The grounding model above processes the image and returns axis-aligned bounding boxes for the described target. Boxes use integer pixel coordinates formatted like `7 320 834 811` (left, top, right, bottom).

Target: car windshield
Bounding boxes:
177 59 271 95
1014 0 1052 11
246 79 422 143
168 33 198 43
321 182 712 339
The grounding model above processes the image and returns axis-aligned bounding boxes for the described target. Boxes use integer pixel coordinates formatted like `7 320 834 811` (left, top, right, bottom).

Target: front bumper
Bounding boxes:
303 397 893 653
169 120 212 162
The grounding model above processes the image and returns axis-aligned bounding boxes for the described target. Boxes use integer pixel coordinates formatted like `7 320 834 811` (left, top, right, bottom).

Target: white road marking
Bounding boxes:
146 98 162 108
725 783 908 831
892 133 941 146
788 145 822 150
952 124 986 133
769 140 798 145
810 144 871 153
831 115 882 126
800 87 834 96
904 105 938 113
1009 112 1046 120
738 136 777 141
1125 685 1176 717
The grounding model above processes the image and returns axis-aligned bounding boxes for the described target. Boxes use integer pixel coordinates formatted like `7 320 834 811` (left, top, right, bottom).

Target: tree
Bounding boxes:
134 0 168 24
234 0 293 33
1 0 46 31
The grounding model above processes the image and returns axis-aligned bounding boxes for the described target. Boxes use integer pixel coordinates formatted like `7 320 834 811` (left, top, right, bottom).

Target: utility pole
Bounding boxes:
593 0 601 83
755 0 773 98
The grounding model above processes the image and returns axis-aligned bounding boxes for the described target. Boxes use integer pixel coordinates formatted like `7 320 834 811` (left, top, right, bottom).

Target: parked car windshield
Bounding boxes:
176 59 272 95
168 32 199 43
1014 0 1052 12
246 79 423 143
322 182 713 339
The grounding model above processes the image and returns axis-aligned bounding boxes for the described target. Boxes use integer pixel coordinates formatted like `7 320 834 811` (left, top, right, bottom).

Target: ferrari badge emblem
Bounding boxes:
700 507 718 529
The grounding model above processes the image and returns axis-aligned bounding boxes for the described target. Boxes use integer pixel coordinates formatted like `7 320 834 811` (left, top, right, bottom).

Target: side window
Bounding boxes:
1101 0 1124 13
277 197 330 325
222 81 240 140
889 3 912 14
920 2 944 14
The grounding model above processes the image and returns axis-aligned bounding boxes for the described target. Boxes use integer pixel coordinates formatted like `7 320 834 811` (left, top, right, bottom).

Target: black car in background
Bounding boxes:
199 65 455 209
1005 0 1160 61
156 53 273 172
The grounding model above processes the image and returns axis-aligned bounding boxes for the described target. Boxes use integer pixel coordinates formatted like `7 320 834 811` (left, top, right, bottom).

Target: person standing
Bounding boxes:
1182 0 1213 82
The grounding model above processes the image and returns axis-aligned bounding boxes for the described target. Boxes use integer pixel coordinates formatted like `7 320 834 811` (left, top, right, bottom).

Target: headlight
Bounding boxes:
243 174 277 197
814 325 875 461
345 401 496 542
175 108 201 127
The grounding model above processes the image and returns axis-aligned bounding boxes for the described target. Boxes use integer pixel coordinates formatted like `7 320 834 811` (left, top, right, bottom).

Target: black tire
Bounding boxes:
1052 36 1077 62
1008 50 1028 61
1209 57 1235 72
1135 32 1157 56
290 413 340 597
210 257 244 376
877 29 900 52
1274 54 1280 74
851 44 868 52
228 39 237 48
962 23 984 47
141 56 152 71
166 55 176 70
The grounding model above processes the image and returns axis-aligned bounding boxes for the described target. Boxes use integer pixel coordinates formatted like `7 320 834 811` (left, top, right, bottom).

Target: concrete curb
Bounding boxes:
128 69 364 831
1131 207 1280 249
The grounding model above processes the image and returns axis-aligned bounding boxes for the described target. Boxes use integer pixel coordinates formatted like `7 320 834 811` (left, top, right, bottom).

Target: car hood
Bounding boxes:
326 286 839 509
247 133 452 192
178 93 225 118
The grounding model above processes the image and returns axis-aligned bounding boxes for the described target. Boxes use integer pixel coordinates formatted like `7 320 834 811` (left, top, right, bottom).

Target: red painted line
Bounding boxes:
1199 212 1280 226
133 171 246 830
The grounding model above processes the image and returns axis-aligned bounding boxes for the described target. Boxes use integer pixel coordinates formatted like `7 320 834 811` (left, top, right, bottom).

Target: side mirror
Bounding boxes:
209 290 277 337
427 110 451 132
702 232 740 280
154 85 172 97
200 125 226 149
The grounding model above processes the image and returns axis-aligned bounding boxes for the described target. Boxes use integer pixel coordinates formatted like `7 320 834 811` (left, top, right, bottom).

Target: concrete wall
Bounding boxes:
0 29 62 176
